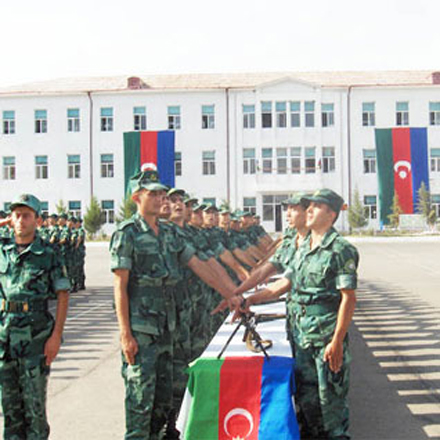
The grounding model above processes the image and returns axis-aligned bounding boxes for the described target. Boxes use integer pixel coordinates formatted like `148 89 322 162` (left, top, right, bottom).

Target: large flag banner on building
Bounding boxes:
123 131 175 193
177 356 300 440
375 127 429 223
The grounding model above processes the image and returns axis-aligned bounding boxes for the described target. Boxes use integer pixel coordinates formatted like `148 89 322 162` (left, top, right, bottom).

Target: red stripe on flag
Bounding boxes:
392 128 414 214
140 131 158 168
219 357 263 440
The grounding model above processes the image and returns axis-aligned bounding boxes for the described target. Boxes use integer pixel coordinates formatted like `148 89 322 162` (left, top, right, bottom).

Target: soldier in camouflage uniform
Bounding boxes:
287 189 359 440
109 171 240 440
0 211 11 240
0 194 70 439
76 218 86 290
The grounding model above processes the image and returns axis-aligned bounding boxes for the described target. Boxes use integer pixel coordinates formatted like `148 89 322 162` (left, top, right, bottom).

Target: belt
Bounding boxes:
0 299 48 313
295 302 339 316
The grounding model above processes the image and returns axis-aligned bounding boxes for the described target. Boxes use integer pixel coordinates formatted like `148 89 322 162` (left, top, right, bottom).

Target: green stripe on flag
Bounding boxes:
185 358 224 440
375 129 394 224
123 132 141 195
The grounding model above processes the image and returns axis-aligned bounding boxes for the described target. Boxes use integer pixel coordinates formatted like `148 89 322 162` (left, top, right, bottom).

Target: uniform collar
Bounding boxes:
134 212 157 233
318 227 339 249
5 234 45 255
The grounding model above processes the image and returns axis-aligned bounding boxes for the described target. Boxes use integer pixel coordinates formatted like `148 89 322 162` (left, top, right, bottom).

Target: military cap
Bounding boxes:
59 213 68 220
167 188 186 197
129 170 168 194
10 194 41 216
41 212 48 220
219 208 230 215
203 203 218 212
50 213 58 220
193 203 206 212
68 215 77 222
302 188 345 214
230 214 240 222
240 211 252 218
184 195 198 205
282 192 311 208
0 210 6 218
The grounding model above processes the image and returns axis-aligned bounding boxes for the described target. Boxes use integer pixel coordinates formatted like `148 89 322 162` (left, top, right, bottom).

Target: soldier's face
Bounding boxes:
306 202 336 230
134 189 165 217
191 211 203 227
203 210 215 227
169 194 184 219
219 214 230 229
287 205 307 229
11 207 38 240
159 195 171 218
184 203 194 222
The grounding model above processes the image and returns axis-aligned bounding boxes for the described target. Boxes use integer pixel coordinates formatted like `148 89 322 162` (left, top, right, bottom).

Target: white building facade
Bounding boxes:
1 71 440 234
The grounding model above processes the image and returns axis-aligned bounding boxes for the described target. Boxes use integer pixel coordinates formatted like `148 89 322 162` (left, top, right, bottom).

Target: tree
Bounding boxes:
56 200 67 215
83 196 105 238
116 195 137 224
387 193 403 228
348 188 367 230
417 182 437 227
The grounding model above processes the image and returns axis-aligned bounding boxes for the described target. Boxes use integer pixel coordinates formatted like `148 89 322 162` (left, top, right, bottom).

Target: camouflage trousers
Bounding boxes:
122 330 173 440
189 281 211 360
294 339 351 440
0 354 50 440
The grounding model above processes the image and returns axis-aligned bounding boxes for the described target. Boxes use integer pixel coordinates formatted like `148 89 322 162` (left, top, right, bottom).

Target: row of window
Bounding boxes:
0 105 216 135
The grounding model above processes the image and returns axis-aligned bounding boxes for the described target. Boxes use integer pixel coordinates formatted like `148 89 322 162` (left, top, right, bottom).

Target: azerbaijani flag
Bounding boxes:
375 128 429 223
123 131 175 193
177 356 299 440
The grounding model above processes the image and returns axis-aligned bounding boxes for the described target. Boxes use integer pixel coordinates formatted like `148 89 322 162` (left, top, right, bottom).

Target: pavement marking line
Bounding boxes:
387 372 440 381
66 303 113 322
373 348 440 357
407 404 440 415
363 332 432 339
398 390 440 396
426 325 440 331
355 314 440 321
424 425 440 438
366 340 437 348
357 326 419 331
380 360 440 367
354 320 416 326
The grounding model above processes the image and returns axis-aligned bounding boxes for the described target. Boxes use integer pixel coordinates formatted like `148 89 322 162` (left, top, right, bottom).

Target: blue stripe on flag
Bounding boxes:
157 131 175 187
259 357 300 440
410 128 429 210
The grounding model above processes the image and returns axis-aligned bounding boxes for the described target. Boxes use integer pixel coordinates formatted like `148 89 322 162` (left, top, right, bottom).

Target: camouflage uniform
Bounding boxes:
0 233 70 439
288 226 359 439
110 212 196 440
77 224 86 290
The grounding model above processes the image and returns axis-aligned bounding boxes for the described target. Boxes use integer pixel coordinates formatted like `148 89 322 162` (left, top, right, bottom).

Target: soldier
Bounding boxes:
109 171 241 440
0 194 70 439
76 218 86 290
0 210 11 240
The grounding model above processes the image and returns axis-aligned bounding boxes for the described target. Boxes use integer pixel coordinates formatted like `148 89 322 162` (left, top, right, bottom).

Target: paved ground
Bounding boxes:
1 239 440 439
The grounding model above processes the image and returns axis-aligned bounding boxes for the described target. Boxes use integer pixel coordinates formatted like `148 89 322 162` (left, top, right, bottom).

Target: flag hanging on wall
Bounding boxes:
177 356 300 440
123 131 175 194
375 127 429 223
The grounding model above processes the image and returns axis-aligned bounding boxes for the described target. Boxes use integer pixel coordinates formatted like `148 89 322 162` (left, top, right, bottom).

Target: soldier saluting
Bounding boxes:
0 194 70 439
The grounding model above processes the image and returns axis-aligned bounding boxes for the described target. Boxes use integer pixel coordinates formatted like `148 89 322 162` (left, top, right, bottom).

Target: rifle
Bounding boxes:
217 311 286 360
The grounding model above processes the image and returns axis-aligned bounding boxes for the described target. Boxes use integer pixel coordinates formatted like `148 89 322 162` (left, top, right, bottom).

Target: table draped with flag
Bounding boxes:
177 299 300 440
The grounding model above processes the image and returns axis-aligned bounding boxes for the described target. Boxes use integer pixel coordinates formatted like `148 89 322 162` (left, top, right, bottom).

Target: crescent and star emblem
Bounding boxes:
141 162 157 172
393 160 411 180
223 408 254 440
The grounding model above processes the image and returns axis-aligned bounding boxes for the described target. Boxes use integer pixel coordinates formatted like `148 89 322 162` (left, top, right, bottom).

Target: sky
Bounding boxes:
1 0 439 86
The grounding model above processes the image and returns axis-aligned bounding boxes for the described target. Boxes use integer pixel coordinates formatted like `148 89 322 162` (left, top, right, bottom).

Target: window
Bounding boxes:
321 103 334 127
35 110 47 133
364 195 377 220
202 151 216 175
305 101 315 127
261 101 272 128
262 148 273 174
243 148 256 174
322 147 335 173
262 195 274 221
100 107 113 132
101 154 114 178
276 102 287 128
3 202 10 212
175 152 182 176
276 148 288 174
202 197 216 205
430 148 440 172
133 106 147 131
68 155 81 179
67 108 80 132
290 102 301 127
305 147 316 173
3 111 15 135
429 102 440 126
168 106 181 130
290 147 301 174
243 105 255 129
3 156 15 180
363 149 376 173
243 197 257 214
40 201 49 216
101 200 115 224
432 194 440 217
362 102 375 126
68 201 81 218
202 105 215 129
35 156 48 179
396 102 409 126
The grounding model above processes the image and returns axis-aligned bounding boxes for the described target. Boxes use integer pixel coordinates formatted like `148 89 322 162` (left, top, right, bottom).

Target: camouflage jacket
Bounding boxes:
269 227 297 273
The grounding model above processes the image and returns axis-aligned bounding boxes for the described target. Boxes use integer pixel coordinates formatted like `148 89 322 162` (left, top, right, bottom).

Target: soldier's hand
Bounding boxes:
44 333 62 366
121 333 138 365
237 270 250 282
323 339 344 373
0 216 11 227
211 299 228 315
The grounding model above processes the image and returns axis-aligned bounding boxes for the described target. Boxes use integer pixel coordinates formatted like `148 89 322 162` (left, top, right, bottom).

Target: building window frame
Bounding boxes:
243 105 255 129
243 148 256 175
305 101 315 127
67 154 81 179
276 148 288 174
133 106 147 131
322 147 335 173
101 154 114 178
321 103 334 127
35 155 48 179
3 111 15 135
396 101 409 126
68 201 81 218
175 151 182 176
363 149 376 173
2 156 16 180
276 102 287 128
100 107 114 132
290 147 301 174
67 108 80 132
305 147 316 173
35 110 47 134
432 194 440 217
261 101 272 128
168 106 181 130
202 150 216 175
243 197 257 214
202 105 215 129
429 102 440 126
101 200 115 224
362 102 376 127
290 101 301 127
262 148 273 174
364 195 377 220
430 148 440 172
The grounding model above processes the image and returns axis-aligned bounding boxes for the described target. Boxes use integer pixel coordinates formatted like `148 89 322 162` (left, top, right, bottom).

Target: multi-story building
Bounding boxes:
1 71 440 233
